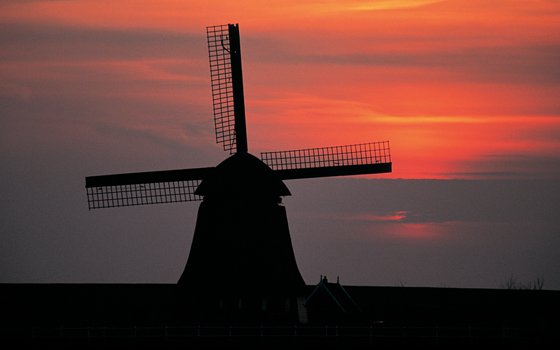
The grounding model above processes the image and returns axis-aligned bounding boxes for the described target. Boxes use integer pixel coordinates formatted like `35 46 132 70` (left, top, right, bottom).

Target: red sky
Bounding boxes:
2 0 559 179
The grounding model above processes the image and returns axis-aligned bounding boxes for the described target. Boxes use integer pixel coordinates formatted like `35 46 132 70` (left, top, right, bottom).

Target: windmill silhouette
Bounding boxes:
86 24 392 319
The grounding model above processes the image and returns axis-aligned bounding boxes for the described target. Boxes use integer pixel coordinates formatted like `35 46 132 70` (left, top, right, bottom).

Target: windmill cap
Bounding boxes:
195 152 291 198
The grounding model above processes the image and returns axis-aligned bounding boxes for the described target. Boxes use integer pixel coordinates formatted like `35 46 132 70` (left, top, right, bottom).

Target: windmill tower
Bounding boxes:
85 24 392 321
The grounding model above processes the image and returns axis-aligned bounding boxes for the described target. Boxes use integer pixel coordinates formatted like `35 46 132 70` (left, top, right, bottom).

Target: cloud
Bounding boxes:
284 178 560 287
353 210 409 222
348 0 444 11
452 154 560 180
250 42 560 86
0 23 203 62
286 178 560 225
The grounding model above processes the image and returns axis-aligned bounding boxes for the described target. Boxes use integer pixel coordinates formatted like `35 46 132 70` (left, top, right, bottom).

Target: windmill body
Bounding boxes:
85 24 392 322
179 153 305 291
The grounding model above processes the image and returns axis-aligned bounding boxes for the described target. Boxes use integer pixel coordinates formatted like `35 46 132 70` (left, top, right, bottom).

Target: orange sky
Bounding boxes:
1 0 559 179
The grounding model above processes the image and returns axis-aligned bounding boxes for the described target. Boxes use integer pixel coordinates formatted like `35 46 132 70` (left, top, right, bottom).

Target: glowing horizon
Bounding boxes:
1 0 559 179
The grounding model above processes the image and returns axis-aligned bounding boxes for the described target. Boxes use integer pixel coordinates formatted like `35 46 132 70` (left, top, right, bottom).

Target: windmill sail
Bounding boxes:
207 24 247 154
85 167 213 209
261 141 392 180
86 24 392 213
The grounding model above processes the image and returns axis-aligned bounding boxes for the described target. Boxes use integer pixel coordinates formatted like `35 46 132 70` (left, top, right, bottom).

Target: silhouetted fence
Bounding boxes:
3 324 557 344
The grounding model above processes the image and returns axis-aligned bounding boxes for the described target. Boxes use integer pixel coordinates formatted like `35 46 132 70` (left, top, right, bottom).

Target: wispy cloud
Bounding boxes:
348 0 445 11
0 23 203 62
353 210 409 222
301 179 560 225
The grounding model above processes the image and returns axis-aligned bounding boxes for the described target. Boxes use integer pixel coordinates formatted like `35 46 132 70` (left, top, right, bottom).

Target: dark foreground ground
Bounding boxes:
1 284 559 348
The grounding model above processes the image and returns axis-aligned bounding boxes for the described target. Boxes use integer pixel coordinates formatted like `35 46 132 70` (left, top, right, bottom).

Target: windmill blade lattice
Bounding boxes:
261 142 392 180
207 25 237 153
85 167 213 209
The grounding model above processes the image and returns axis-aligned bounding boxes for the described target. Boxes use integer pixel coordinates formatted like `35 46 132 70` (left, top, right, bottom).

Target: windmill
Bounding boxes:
85 24 392 320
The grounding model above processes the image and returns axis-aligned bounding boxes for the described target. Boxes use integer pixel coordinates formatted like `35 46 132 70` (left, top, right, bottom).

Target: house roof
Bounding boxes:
305 276 361 314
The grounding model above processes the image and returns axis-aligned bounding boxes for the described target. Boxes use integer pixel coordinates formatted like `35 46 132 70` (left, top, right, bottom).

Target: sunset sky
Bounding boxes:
2 0 559 289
